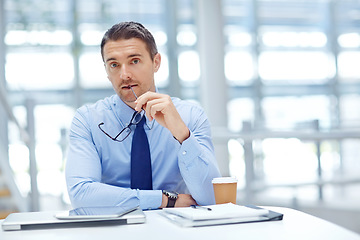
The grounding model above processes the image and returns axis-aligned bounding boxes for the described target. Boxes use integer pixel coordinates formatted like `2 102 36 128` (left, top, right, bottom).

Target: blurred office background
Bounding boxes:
1 0 360 233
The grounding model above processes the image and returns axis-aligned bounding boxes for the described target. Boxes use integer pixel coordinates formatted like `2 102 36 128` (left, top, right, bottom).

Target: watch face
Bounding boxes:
167 192 177 198
163 190 178 198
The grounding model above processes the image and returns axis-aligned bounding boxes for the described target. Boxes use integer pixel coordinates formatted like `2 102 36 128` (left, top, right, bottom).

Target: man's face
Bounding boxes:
103 38 161 108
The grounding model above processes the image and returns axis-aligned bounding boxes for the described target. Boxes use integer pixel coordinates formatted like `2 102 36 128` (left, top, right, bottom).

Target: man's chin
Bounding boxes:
118 94 136 108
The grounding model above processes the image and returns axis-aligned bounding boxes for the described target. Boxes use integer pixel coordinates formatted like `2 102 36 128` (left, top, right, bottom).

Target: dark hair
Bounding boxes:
100 21 158 61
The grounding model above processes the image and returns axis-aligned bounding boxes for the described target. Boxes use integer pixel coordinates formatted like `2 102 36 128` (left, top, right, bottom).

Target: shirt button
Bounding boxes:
182 151 187 155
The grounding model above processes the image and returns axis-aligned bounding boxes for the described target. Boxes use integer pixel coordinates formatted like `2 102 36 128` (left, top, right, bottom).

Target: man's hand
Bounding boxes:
135 91 190 143
175 194 197 207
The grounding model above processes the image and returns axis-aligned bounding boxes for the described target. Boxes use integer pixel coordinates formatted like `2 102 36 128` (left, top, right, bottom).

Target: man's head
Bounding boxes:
101 22 161 108
101 21 158 62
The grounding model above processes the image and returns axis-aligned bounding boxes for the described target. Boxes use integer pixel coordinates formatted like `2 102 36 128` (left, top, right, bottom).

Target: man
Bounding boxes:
66 21 221 210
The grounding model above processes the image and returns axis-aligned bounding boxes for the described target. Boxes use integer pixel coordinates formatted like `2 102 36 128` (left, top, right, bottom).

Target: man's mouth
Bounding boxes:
122 84 137 89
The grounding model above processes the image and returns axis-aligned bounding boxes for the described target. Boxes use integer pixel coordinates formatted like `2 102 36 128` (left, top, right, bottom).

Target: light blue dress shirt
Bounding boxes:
66 94 221 210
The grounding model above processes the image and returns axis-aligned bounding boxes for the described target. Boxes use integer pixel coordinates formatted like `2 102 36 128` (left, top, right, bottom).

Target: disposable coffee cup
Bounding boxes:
212 177 237 204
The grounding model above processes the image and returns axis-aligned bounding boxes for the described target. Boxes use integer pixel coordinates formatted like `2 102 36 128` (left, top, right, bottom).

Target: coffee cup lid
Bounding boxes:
212 177 237 184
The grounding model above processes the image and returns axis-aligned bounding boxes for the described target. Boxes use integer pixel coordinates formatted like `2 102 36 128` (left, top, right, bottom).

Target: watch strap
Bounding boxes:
166 197 176 208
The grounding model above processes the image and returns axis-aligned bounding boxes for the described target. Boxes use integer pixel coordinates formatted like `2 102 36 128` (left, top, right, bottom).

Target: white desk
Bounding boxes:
1 207 360 240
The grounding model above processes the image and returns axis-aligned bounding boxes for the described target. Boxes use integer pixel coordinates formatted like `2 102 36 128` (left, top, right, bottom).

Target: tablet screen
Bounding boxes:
55 206 138 220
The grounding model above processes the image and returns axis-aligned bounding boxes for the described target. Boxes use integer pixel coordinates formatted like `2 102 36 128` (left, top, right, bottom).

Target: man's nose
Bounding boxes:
119 65 132 80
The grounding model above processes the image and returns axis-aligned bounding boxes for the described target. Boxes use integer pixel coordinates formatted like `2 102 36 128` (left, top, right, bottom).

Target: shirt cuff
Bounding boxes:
178 131 206 168
138 190 163 210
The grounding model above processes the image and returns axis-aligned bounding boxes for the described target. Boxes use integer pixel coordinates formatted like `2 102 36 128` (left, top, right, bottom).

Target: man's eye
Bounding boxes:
110 63 118 68
132 59 140 64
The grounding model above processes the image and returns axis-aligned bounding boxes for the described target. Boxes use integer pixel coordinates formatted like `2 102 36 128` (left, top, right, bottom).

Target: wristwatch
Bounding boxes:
162 190 178 208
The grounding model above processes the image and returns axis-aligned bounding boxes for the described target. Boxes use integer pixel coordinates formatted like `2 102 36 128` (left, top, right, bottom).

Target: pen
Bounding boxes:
129 86 138 99
190 205 212 211
129 86 143 112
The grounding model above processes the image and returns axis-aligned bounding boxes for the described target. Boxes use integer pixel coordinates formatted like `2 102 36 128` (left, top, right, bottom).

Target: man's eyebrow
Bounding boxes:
105 54 142 63
105 57 116 63
128 53 142 58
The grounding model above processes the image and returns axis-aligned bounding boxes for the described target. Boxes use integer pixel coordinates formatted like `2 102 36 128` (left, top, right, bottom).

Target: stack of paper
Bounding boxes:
161 203 280 227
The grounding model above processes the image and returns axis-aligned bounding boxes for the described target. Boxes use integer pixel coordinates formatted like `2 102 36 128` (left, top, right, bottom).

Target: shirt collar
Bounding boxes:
111 94 155 129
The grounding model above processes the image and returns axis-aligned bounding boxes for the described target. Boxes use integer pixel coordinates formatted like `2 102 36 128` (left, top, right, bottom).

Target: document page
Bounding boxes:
162 203 269 221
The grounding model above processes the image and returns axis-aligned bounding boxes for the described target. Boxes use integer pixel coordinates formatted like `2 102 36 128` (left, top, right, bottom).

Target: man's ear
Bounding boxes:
154 53 161 72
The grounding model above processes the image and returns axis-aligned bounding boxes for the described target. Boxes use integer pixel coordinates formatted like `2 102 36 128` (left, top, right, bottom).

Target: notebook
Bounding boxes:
161 203 283 227
2 206 145 231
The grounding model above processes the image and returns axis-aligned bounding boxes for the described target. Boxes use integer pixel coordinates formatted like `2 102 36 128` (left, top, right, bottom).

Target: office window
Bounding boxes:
227 98 254 132
225 51 254 84
8 106 30 195
341 140 360 176
262 31 327 48
8 104 73 197
338 33 360 48
178 51 200 83
4 0 74 91
340 95 360 126
79 51 108 88
228 139 245 188
338 51 360 80
262 138 318 184
224 23 254 86
262 96 331 129
6 51 74 90
177 25 197 47
259 51 335 83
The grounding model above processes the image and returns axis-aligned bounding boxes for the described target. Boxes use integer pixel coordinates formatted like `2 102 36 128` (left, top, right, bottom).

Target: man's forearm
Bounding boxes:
177 132 221 206
66 179 163 210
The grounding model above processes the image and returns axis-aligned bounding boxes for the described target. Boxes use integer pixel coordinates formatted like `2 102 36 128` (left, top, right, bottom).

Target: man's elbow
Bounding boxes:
66 179 92 208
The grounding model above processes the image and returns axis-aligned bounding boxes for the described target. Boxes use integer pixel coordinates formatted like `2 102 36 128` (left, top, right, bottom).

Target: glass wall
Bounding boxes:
224 0 360 202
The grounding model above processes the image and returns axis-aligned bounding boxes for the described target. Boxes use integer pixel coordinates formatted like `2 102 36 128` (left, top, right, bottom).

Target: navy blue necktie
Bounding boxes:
131 117 153 190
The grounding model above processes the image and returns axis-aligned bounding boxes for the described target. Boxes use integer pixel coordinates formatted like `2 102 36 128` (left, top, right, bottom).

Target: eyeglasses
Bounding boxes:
98 110 151 142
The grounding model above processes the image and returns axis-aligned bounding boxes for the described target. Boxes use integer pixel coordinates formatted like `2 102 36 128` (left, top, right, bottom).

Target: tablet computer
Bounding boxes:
2 206 145 231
